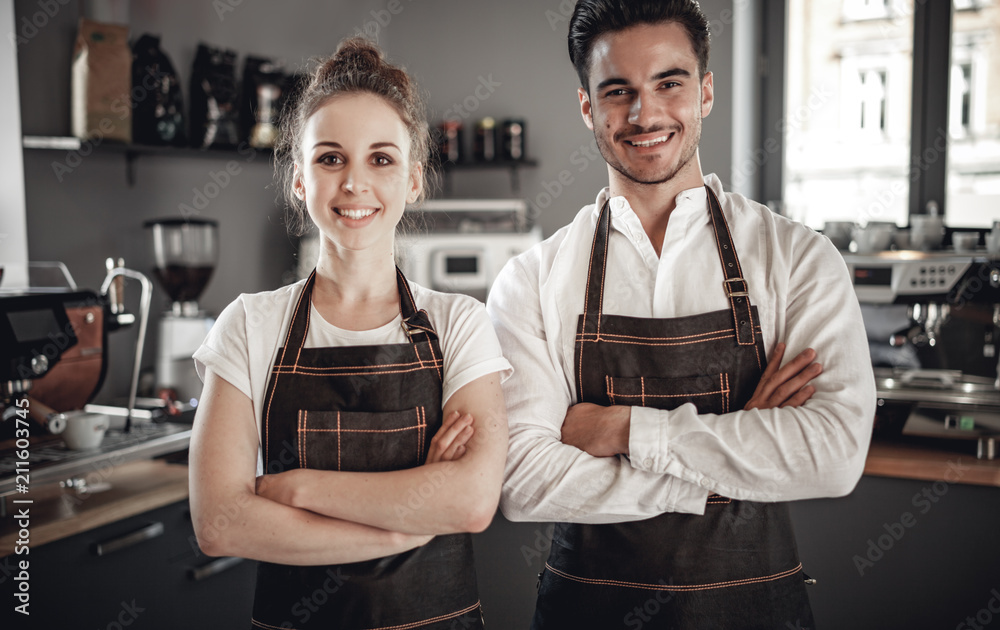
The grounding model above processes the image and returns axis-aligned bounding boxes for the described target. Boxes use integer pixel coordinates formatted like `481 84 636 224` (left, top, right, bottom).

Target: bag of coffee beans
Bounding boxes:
131 34 185 146
71 18 132 143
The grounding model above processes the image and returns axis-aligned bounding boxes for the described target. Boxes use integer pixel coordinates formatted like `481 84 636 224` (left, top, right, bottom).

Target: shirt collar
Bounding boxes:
592 179 711 223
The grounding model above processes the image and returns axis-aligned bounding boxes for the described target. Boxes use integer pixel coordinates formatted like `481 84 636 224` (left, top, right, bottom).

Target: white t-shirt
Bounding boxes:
194 279 513 474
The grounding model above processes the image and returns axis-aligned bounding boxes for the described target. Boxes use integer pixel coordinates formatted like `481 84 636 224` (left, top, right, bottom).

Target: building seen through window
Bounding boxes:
784 0 1000 228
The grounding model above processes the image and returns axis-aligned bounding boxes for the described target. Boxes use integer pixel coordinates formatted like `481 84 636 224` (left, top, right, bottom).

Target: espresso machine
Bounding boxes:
0 261 151 438
844 250 1000 458
145 218 218 405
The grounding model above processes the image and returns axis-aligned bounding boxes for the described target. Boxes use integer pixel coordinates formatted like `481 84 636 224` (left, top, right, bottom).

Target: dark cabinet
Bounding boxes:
0 500 256 628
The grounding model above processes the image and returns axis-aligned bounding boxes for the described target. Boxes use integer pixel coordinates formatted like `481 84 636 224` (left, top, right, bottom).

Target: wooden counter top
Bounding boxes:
864 440 1000 488
0 458 189 556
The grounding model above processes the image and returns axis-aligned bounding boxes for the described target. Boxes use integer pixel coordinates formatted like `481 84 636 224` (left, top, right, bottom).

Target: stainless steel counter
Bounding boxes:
0 422 191 499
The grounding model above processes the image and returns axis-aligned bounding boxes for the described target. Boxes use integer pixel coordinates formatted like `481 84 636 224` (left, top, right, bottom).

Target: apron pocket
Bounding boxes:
296 407 428 472
605 373 730 414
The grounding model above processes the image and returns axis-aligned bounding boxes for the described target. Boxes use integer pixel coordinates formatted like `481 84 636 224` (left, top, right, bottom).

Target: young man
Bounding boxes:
486 1 876 628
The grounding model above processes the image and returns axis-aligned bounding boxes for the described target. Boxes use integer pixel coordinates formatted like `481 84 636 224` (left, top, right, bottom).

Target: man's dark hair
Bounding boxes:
568 0 711 93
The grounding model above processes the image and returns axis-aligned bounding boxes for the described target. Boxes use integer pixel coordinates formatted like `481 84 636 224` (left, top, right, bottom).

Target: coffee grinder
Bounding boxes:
145 218 218 405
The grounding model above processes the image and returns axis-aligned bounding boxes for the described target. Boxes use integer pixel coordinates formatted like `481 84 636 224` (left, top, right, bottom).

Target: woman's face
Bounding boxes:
294 92 422 254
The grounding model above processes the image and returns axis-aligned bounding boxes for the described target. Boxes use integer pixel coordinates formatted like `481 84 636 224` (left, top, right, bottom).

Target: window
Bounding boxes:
778 0 1000 229
843 0 890 21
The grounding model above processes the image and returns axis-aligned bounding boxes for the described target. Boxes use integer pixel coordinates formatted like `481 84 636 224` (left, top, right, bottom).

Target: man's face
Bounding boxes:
579 21 714 188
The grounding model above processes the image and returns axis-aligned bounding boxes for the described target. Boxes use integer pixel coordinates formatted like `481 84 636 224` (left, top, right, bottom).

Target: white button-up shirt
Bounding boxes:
487 174 876 524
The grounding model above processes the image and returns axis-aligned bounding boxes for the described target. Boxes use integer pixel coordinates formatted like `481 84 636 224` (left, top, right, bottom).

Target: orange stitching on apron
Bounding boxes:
253 618 300 630
276 358 442 371
544 562 803 592
753 339 762 371
610 390 727 399
411 335 427 370
301 427 422 434
336 410 341 471
360 600 482 630
294 294 311 369
706 494 732 505
724 373 730 414
584 328 735 342
640 377 646 407
606 375 615 405
266 280 311 461
273 365 442 378
297 411 305 469
422 332 443 381
576 326 761 346
579 203 607 401
576 334 736 347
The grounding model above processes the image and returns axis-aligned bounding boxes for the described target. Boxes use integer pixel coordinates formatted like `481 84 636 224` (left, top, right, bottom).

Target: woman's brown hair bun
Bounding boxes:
275 37 431 237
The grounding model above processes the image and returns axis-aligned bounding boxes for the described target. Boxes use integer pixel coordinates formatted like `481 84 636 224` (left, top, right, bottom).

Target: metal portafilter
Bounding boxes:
891 303 951 348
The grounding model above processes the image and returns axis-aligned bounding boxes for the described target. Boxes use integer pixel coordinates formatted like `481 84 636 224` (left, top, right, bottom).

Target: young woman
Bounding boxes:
189 38 510 630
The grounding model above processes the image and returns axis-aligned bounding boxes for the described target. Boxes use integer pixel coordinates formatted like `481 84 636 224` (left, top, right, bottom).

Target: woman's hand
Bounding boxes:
745 343 823 410
256 469 303 507
426 411 475 464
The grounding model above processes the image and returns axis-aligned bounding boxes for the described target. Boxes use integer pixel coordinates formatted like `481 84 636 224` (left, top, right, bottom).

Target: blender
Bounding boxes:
144 218 218 405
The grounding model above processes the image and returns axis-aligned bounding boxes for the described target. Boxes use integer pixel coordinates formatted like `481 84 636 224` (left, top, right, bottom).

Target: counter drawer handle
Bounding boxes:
188 556 244 581
91 522 165 556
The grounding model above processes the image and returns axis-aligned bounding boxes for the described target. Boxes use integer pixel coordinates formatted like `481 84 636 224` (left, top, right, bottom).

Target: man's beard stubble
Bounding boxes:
594 116 702 187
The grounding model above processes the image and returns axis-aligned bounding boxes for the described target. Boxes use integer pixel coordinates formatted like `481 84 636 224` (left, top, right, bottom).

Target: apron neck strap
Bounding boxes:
275 268 438 368
396 267 438 344
581 186 757 346
706 186 756 346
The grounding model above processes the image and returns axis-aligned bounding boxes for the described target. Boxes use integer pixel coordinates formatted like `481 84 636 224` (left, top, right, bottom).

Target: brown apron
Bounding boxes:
251 269 483 630
532 187 814 629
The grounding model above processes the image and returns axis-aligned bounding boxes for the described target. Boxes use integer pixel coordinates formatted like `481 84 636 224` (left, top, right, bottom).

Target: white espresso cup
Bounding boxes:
60 411 110 450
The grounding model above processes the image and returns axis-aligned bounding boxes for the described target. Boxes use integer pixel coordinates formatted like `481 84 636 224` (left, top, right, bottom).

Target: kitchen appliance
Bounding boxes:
0 261 151 439
145 218 218 404
397 199 542 302
844 250 1000 458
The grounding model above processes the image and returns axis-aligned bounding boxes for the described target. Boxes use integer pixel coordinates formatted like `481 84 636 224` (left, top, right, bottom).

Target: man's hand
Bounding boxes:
745 342 822 410
561 403 630 457
426 411 475 464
